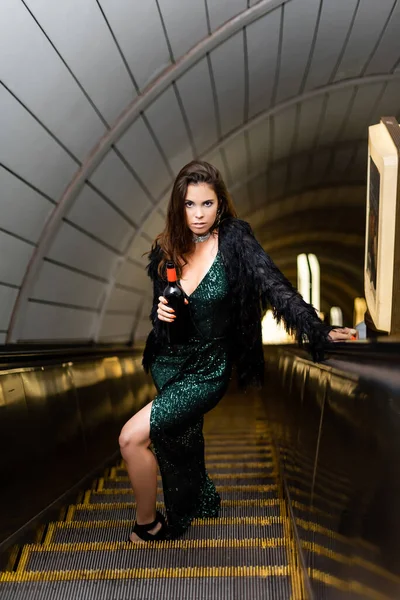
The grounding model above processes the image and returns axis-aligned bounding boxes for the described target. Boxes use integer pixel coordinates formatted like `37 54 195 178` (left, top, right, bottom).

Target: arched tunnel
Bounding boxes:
1 1 400 598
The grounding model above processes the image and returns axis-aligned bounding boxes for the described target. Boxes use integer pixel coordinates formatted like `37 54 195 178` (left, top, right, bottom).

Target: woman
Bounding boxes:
119 160 355 542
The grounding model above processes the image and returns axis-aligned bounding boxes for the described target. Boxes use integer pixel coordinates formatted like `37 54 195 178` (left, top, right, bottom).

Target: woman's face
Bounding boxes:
184 183 218 235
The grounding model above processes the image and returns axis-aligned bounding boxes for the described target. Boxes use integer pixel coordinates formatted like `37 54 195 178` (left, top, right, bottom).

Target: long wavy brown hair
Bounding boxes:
153 160 237 278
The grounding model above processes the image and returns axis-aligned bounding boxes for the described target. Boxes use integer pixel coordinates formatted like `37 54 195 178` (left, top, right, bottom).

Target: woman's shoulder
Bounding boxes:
219 217 251 232
220 217 253 236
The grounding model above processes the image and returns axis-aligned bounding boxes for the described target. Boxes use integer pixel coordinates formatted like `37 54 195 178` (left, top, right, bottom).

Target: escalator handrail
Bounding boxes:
0 343 144 370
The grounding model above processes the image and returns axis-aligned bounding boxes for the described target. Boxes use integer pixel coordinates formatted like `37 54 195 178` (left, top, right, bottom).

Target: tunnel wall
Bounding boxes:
2 0 400 345
0 348 154 548
264 344 400 598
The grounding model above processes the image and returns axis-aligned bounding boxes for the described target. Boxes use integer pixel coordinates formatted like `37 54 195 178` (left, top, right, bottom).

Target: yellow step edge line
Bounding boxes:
90 484 278 496
204 437 271 440
303 541 400 585
65 506 76 523
205 428 270 432
310 569 392 600
105 473 276 485
83 491 91 505
19 537 288 554
204 434 270 439
116 462 273 471
15 546 30 574
204 453 272 460
204 434 272 447
43 523 56 546
118 456 285 468
207 461 274 469
48 516 284 531
204 423 268 437
205 427 270 432
204 449 274 454
205 439 272 443
69 498 281 511
204 438 271 442
204 444 272 448
206 446 272 451
71 501 166 512
269 439 303 600
0 565 291 583
97 478 104 492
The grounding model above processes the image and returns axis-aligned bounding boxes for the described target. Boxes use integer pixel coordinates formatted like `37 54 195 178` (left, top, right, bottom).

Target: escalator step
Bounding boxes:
113 462 272 477
0 572 293 599
204 452 272 461
87 486 279 504
99 475 276 489
204 443 272 449
205 450 272 467
43 517 285 545
65 500 281 524
23 543 288 572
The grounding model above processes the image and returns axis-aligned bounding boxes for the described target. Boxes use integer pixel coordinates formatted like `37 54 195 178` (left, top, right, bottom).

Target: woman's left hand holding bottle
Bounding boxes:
157 296 188 322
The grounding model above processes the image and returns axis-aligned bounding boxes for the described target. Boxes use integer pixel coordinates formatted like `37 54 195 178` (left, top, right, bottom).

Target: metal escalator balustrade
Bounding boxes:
265 343 400 600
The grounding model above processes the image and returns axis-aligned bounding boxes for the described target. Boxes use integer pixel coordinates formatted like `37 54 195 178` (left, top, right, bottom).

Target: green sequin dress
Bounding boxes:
150 251 232 538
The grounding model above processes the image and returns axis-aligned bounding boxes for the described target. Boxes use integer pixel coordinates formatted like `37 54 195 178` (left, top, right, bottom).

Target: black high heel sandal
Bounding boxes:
129 511 166 542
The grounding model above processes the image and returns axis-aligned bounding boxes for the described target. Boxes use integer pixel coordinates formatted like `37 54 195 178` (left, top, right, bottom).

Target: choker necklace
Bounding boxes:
192 231 211 243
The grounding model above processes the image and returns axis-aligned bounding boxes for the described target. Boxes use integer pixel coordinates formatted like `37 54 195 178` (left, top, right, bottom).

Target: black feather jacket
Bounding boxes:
142 218 332 389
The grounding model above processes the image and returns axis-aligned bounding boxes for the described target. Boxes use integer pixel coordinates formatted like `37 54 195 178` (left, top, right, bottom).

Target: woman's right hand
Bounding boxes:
157 296 176 322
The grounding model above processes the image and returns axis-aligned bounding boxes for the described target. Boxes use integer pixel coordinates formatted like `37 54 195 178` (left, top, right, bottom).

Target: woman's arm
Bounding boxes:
142 246 168 373
240 223 354 361
146 245 168 339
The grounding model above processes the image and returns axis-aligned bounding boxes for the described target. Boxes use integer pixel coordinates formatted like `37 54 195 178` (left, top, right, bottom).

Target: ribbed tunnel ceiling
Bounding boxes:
1 0 400 344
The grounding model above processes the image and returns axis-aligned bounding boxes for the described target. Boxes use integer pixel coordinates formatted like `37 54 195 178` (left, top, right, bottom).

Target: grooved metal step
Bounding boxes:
86 485 279 504
64 500 281 524
204 452 273 461
112 462 273 477
43 516 285 545
0 572 293 600
99 474 277 489
23 541 288 572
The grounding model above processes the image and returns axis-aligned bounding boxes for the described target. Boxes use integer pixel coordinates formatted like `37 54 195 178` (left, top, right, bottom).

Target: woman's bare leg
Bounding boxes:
119 401 161 542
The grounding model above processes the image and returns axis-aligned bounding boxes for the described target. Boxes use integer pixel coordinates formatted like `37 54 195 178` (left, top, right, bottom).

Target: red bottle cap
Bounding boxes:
166 263 177 282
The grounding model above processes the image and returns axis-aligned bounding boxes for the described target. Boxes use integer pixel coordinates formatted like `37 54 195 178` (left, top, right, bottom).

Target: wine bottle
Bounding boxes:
163 261 188 345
